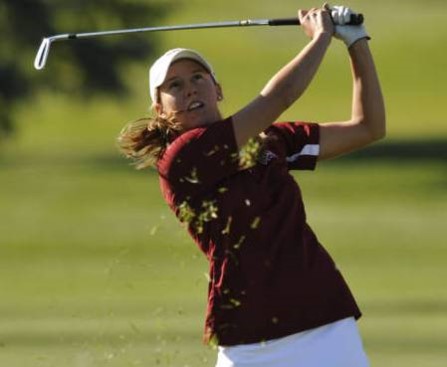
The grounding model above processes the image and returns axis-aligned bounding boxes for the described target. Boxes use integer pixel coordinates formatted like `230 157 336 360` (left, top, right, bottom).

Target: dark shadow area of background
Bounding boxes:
95 138 447 170
338 138 446 163
1 138 445 171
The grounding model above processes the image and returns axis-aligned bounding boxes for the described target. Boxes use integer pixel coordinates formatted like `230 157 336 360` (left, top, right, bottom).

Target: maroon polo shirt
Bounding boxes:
157 117 361 346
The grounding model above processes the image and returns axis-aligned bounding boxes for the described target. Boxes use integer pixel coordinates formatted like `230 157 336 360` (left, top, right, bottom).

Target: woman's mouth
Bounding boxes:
187 101 204 111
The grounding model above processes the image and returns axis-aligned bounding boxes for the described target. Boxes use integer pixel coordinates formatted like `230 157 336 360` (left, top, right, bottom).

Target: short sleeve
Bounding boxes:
157 117 240 202
267 122 320 170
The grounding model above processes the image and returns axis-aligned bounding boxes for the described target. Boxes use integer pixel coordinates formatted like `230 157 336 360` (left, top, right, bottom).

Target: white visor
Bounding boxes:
148 48 217 104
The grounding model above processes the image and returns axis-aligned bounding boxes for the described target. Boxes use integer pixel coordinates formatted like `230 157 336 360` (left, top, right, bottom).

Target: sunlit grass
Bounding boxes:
1 153 446 366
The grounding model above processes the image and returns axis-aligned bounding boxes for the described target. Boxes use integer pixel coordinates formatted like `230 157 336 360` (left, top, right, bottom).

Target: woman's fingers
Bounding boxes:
298 6 334 38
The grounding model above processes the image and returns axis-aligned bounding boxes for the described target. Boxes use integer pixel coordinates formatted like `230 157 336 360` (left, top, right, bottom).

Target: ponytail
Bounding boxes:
117 114 181 170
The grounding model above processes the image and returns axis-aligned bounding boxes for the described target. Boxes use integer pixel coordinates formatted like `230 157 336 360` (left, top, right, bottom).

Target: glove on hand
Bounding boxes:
331 5 370 48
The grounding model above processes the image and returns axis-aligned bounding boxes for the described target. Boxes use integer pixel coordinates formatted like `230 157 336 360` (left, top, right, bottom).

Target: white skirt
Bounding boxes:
215 317 369 367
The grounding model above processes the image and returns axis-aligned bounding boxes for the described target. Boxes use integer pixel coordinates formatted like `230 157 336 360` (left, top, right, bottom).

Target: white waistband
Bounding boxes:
216 317 369 367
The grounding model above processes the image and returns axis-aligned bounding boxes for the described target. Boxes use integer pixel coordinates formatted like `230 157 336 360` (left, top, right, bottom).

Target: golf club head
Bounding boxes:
34 38 52 70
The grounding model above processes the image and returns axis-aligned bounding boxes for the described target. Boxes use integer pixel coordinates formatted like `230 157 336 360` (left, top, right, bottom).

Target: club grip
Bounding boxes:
268 18 301 26
269 13 364 26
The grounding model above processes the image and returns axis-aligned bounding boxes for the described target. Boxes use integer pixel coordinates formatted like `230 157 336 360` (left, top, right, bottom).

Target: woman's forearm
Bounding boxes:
349 40 386 139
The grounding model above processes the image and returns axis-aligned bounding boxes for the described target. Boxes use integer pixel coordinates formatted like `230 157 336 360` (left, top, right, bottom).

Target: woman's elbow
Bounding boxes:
368 115 386 142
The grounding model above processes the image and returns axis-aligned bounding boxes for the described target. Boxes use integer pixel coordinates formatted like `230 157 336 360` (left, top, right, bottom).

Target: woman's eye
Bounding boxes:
193 73 204 81
169 81 181 90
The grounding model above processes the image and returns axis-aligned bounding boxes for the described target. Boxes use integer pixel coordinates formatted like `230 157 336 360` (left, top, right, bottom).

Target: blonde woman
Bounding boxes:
118 4 385 367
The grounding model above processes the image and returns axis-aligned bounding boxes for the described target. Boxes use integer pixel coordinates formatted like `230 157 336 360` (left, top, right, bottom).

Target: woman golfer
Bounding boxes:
119 4 385 367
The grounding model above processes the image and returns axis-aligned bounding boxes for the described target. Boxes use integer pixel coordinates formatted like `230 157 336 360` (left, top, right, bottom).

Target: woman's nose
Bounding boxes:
185 81 198 97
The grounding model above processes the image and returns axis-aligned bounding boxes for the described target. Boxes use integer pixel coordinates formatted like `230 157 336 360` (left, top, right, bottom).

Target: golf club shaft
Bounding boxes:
34 14 364 70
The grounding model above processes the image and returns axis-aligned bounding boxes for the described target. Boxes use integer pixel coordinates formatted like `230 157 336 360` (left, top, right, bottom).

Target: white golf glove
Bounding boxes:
330 5 370 48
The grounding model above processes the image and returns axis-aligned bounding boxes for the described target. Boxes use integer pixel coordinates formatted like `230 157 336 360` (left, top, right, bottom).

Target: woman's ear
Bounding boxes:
154 102 164 116
216 83 224 101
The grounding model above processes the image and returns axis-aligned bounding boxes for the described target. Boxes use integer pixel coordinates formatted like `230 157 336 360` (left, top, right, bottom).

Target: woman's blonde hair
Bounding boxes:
117 113 182 170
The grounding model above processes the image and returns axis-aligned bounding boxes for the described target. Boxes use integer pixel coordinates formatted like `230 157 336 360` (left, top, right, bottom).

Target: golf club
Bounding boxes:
34 14 363 71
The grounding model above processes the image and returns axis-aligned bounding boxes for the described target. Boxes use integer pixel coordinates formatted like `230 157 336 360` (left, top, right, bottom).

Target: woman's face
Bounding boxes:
155 59 223 130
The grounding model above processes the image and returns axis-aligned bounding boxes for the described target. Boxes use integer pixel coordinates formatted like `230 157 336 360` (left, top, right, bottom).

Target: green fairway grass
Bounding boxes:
1 155 445 366
1 0 446 366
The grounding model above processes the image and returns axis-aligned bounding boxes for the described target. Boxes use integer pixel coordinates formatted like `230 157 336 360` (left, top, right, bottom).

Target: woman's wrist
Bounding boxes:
312 31 333 46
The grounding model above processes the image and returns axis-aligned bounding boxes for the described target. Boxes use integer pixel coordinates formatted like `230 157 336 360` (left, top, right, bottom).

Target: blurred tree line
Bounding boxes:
0 0 169 140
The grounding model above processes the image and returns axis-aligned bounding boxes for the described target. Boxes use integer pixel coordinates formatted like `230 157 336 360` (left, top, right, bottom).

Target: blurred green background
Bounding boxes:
1 0 446 366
